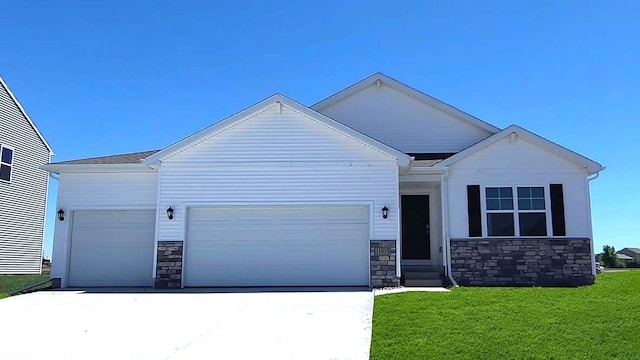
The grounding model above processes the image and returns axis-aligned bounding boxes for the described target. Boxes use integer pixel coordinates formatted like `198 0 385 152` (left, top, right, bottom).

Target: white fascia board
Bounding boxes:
40 163 156 174
145 93 411 166
435 124 605 175
0 77 54 155
310 72 501 134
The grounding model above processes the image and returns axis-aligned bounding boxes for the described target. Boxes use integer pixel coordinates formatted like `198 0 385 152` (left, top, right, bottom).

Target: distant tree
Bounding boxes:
601 245 621 268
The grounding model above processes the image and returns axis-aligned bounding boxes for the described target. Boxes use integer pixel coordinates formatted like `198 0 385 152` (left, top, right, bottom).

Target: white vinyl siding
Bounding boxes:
0 82 50 274
0 145 14 182
448 135 591 239
317 83 493 153
158 105 399 243
50 172 158 284
184 205 370 287
68 210 155 287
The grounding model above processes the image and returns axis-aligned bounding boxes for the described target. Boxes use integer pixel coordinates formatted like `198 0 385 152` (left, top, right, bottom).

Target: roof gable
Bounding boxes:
311 73 500 134
436 125 604 175
145 94 410 166
620 248 640 254
0 77 53 155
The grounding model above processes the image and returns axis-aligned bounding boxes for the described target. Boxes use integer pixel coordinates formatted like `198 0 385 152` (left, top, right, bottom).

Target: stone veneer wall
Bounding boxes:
155 241 183 288
370 240 400 288
450 238 594 286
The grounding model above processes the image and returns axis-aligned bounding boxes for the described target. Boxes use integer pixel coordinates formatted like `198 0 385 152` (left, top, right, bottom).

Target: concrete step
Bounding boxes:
404 271 442 280
404 278 443 287
401 265 445 274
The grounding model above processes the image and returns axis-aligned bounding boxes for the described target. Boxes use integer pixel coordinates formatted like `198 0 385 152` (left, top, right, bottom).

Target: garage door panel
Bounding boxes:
68 210 155 287
185 205 370 287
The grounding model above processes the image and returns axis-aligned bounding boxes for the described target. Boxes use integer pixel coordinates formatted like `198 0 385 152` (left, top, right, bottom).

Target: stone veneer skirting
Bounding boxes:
450 238 594 286
370 240 400 288
155 241 183 289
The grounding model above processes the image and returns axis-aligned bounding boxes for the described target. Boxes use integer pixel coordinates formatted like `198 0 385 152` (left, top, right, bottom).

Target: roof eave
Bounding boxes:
0 77 54 155
41 163 155 174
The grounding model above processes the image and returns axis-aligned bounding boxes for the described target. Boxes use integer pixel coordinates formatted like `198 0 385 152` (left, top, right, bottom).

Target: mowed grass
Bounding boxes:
371 271 640 360
0 274 50 299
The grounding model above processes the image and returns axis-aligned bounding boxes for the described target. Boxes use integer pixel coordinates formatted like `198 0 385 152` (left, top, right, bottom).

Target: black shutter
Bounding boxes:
550 184 566 236
467 185 482 237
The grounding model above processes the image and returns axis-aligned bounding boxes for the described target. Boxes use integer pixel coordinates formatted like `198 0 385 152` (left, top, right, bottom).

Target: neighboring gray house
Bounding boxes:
0 77 53 274
617 248 640 262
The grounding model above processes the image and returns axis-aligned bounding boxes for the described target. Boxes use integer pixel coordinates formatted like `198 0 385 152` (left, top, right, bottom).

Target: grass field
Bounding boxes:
371 271 640 359
0 274 50 299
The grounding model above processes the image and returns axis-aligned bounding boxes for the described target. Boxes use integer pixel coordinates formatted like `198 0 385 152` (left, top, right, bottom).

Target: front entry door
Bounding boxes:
401 195 430 260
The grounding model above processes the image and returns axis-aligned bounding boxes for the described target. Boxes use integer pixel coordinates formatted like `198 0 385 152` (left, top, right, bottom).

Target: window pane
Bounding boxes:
519 213 547 236
1 148 12 164
517 187 530 198
531 187 545 198
500 199 514 210
500 187 513 197
487 213 515 236
0 164 10 181
486 187 499 198
532 199 546 210
518 199 532 210
486 199 500 210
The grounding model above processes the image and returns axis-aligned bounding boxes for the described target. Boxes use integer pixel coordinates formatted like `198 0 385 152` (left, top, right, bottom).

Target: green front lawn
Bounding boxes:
0 274 50 299
371 271 640 359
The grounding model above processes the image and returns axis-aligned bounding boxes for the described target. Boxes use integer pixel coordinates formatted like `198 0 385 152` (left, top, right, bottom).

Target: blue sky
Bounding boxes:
2 1 638 258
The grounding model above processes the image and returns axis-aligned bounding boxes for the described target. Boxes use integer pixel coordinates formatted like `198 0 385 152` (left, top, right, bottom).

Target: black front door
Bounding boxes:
401 195 430 260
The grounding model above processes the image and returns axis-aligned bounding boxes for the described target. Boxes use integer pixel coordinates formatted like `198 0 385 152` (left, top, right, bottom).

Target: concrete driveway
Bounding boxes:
0 288 373 360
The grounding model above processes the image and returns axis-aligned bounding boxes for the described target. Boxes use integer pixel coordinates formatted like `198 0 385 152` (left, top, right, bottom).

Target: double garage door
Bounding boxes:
184 205 370 287
68 206 370 287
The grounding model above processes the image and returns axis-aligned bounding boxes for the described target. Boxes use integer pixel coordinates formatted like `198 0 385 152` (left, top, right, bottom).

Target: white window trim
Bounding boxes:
0 145 14 183
481 184 553 238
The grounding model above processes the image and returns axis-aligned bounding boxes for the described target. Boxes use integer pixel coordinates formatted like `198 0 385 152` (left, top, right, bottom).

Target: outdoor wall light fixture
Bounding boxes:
166 207 174 220
57 209 65 221
381 206 389 219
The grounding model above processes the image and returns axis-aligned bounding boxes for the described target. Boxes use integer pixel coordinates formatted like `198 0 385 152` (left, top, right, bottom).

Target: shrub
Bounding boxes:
601 245 622 268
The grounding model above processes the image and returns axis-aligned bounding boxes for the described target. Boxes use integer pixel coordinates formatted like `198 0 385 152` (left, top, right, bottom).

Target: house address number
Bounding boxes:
374 248 392 256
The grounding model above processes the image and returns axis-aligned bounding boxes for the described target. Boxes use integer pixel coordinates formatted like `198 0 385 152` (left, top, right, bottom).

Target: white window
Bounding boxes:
484 186 548 237
516 187 547 236
0 145 14 182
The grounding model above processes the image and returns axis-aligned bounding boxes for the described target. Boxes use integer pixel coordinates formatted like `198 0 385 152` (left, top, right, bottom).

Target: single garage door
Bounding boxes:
68 210 155 287
185 205 370 287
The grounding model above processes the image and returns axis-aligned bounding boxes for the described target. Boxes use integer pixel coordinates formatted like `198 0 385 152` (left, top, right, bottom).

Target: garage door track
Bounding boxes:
0 288 373 360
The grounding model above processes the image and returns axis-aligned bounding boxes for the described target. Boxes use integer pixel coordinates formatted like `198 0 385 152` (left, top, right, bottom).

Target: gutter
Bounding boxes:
588 167 604 182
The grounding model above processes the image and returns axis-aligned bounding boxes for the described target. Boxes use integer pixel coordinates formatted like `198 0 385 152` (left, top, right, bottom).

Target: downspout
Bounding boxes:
441 171 458 287
586 167 604 276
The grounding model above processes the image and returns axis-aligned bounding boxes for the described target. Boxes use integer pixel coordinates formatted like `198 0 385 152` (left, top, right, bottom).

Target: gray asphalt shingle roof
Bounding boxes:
51 150 456 166
52 150 160 165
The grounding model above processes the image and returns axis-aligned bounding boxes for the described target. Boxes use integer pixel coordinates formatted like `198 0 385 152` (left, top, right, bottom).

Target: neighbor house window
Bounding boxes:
485 186 548 237
0 145 14 182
